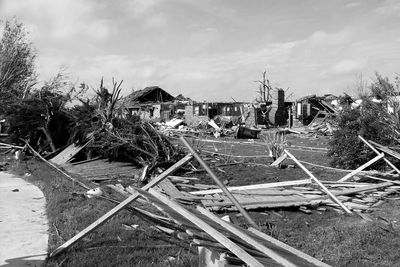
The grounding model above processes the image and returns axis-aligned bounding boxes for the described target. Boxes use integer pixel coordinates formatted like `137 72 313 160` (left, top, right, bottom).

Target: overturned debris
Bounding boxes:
131 187 330 267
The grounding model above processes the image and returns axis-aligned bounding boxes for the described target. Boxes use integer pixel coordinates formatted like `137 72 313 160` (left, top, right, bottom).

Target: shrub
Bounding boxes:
328 73 400 169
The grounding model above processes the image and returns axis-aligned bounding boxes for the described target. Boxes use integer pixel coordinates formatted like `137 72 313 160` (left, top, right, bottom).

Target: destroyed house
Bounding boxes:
250 89 293 127
184 102 244 125
259 89 292 126
295 94 338 125
122 86 176 121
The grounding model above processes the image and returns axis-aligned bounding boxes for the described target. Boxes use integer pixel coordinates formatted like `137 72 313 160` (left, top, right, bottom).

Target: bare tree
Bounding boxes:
255 70 273 104
95 77 123 124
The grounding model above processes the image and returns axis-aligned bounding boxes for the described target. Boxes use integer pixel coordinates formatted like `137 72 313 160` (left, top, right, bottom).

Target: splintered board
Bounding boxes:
63 159 137 180
50 141 91 165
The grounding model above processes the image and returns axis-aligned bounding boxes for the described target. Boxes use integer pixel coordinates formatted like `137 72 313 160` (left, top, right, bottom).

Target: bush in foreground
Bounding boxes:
328 73 400 169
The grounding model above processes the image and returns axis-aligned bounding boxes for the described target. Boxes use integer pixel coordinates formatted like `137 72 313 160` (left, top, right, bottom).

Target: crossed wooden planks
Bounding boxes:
49 153 193 257
134 187 331 267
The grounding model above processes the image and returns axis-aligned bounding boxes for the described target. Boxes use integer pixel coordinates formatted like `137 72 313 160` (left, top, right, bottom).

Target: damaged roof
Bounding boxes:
125 86 175 104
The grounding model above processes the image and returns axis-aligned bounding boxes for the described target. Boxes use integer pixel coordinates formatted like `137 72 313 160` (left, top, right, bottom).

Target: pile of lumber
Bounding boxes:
130 187 330 267
307 121 335 136
190 179 399 213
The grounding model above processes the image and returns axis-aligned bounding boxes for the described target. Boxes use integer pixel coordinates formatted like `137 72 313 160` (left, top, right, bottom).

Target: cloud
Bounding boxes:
142 14 168 29
0 0 111 40
344 2 362 9
86 19 114 40
126 0 163 17
331 60 363 74
188 27 220 52
374 0 400 16
2 0 400 101
307 29 351 46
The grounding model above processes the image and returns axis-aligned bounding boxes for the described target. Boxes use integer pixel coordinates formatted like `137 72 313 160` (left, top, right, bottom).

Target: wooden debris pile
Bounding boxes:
43 136 400 266
284 121 336 137
191 179 400 214
129 187 330 267
157 118 242 139
63 158 140 183
307 121 336 136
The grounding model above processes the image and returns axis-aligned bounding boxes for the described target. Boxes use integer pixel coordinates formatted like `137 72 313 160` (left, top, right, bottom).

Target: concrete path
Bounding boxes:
0 172 48 266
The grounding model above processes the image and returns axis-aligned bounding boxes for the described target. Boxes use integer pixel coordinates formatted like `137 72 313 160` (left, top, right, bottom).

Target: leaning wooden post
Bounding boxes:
180 136 259 228
197 206 297 267
147 189 264 267
284 149 352 214
358 135 400 174
25 141 92 190
338 153 384 182
50 153 193 257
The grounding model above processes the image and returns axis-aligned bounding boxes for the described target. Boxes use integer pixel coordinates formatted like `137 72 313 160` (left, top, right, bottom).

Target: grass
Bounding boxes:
255 209 400 267
10 157 198 267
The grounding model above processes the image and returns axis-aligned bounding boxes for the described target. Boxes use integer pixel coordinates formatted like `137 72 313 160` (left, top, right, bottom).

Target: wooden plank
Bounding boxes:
285 150 352 214
50 139 93 165
202 181 393 211
25 142 91 190
190 179 312 195
168 175 200 181
197 206 296 267
364 175 400 185
157 178 185 198
181 136 258 228
271 153 288 167
136 188 269 262
202 197 324 210
70 156 102 165
358 135 400 174
332 182 392 196
147 189 264 267
248 228 331 267
369 140 400 160
320 181 373 187
49 153 193 257
338 153 385 182
0 142 24 149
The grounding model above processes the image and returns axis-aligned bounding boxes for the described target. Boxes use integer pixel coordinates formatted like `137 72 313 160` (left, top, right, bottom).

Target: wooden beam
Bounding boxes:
147 189 264 267
0 142 25 149
271 153 288 167
248 227 331 267
190 179 312 195
369 140 400 160
49 153 193 257
25 142 91 190
284 150 352 214
363 175 400 185
332 181 392 196
358 135 400 174
180 136 259 228
197 206 296 267
338 153 384 182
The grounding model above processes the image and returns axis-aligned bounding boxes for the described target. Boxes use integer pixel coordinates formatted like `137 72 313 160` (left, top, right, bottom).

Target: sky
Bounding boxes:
0 0 399 102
